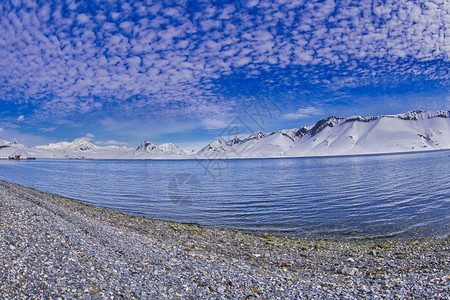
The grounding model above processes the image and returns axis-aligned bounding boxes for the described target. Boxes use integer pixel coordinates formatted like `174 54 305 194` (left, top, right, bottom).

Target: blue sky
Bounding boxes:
0 0 449 150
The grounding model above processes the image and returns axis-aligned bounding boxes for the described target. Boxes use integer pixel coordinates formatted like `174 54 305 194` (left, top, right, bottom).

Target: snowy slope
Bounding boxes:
196 110 450 158
21 139 190 159
0 139 35 159
2 110 449 160
285 110 450 157
31 139 109 159
34 139 98 151
131 141 188 158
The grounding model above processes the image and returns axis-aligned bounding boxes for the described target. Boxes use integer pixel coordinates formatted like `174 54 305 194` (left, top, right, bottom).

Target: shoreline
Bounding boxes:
0 180 448 298
2 147 450 161
1 179 446 241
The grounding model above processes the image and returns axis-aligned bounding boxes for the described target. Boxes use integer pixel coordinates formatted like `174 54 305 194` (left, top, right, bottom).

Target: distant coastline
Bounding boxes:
2 147 449 161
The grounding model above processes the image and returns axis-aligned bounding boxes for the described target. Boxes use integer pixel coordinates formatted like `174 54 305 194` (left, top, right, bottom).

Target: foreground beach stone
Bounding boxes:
0 180 448 299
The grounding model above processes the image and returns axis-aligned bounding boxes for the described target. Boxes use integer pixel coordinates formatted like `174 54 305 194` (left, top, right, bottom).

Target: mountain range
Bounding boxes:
1 110 449 160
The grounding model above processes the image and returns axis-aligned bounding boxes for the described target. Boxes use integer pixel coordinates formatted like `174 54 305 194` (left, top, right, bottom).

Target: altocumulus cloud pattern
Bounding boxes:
0 0 449 121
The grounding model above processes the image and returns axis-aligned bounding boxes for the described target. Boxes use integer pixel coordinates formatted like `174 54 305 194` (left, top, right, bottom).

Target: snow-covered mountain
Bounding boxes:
0 139 35 159
132 141 188 158
34 139 99 151
284 110 450 157
197 110 450 158
29 139 191 159
0 138 192 159
30 139 129 159
1 110 449 160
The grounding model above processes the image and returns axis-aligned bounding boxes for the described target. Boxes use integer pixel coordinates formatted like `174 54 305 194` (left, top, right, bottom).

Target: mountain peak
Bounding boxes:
158 143 187 155
71 139 98 150
135 141 187 155
3 109 449 160
33 139 97 151
309 116 345 137
245 130 266 141
226 136 243 146
196 109 450 158
136 141 158 152
396 110 450 120
197 138 227 154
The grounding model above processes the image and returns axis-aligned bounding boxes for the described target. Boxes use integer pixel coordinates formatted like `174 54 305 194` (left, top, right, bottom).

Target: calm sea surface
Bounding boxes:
1 151 449 238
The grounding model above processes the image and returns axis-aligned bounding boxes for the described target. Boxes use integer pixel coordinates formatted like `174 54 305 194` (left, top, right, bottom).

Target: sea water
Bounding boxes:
1 150 449 238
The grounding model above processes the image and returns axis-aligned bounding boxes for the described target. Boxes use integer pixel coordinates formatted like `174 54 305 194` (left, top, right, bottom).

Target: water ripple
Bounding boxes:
0 150 449 238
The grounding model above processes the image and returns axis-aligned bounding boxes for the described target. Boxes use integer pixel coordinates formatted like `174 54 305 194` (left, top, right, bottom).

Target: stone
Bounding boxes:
339 266 358 276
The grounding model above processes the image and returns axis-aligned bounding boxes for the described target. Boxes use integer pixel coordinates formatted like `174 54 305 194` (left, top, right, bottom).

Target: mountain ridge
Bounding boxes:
197 110 450 158
1 110 449 159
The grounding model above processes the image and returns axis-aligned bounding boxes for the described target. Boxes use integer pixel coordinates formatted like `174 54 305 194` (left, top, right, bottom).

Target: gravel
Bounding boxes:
0 180 448 299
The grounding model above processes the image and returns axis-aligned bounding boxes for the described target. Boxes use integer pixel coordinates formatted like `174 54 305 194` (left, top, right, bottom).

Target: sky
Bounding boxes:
0 0 449 150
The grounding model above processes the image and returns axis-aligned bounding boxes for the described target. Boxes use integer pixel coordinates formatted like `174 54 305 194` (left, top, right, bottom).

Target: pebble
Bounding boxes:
0 180 448 299
339 266 358 276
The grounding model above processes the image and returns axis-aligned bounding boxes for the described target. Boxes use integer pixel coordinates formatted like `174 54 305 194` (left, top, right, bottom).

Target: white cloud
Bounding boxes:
77 13 90 24
40 127 56 132
77 133 94 141
0 0 448 124
0 127 51 147
104 140 128 146
201 118 229 130
283 106 323 120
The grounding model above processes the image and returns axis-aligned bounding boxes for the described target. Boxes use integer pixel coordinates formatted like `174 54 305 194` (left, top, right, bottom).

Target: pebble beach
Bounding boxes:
0 179 448 299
